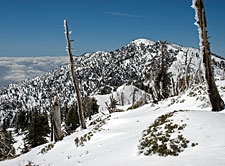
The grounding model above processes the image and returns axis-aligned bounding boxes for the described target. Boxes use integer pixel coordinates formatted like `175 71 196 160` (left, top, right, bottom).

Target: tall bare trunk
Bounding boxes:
64 20 87 128
49 93 54 141
52 96 63 141
172 78 176 96
185 57 192 89
193 0 224 111
198 61 203 83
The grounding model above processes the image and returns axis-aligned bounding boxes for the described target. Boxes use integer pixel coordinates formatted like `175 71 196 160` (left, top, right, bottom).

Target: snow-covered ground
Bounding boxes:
1 80 225 166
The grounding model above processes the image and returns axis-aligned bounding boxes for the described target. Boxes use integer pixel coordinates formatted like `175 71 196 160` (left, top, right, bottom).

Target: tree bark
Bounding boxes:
185 57 192 89
121 92 124 106
64 20 87 128
49 93 54 142
52 96 63 141
194 0 224 111
172 78 176 96
160 41 167 99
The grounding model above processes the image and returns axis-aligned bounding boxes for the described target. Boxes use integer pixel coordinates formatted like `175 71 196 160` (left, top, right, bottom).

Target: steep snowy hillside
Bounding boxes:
1 80 225 166
0 39 225 125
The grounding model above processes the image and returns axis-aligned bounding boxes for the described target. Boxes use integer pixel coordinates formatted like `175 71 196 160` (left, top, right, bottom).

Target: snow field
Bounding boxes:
1 81 225 166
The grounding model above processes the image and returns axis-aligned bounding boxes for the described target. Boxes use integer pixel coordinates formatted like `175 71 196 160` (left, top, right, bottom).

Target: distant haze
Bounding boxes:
0 56 68 89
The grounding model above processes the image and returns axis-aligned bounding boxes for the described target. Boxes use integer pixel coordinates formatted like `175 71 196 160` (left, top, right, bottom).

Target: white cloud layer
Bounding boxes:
0 56 68 89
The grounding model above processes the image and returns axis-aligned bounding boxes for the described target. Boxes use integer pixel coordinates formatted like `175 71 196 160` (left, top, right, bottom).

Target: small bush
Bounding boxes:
25 161 39 166
74 115 111 147
127 98 145 110
138 110 197 156
188 91 197 97
39 143 54 154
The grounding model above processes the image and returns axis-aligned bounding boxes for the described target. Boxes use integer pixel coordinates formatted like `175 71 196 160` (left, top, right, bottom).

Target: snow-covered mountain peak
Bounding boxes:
0 38 225 127
131 38 155 46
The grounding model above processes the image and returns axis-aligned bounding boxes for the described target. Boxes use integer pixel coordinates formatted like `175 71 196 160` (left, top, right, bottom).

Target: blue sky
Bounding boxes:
0 0 225 57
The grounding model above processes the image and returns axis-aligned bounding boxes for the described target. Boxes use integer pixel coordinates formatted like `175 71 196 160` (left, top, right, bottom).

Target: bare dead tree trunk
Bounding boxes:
105 102 112 114
52 96 63 141
175 80 179 95
175 73 182 95
190 61 202 86
193 0 224 111
121 92 124 106
191 69 199 87
185 57 192 89
151 87 157 103
132 88 137 105
184 49 189 66
49 93 54 142
198 60 203 83
181 77 185 93
155 41 167 101
160 41 166 73
64 20 87 128
172 78 176 96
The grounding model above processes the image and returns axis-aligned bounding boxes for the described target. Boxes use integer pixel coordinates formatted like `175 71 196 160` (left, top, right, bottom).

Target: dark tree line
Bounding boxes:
65 96 99 133
13 96 99 150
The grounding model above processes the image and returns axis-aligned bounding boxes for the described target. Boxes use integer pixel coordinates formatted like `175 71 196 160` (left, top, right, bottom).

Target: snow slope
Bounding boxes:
1 80 225 166
94 84 150 112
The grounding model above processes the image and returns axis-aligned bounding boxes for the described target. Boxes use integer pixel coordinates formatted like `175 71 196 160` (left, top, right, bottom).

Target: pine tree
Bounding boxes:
161 68 172 98
24 108 50 148
91 97 99 115
15 109 28 133
2 118 9 132
106 95 118 113
83 97 99 120
154 41 172 100
65 103 80 132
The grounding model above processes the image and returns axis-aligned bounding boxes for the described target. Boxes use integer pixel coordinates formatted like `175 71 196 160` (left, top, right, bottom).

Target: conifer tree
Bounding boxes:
24 108 50 148
106 95 118 113
2 118 9 132
154 41 172 100
65 103 80 132
15 109 28 133
83 97 99 119
91 97 99 115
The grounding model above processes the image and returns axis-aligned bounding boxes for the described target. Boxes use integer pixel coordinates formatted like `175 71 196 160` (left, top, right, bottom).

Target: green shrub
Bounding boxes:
74 115 111 147
138 110 197 156
127 98 145 110
39 143 54 154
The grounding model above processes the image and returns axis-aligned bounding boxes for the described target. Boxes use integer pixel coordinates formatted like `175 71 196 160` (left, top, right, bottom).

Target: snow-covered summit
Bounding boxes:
0 39 225 126
131 38 155 46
